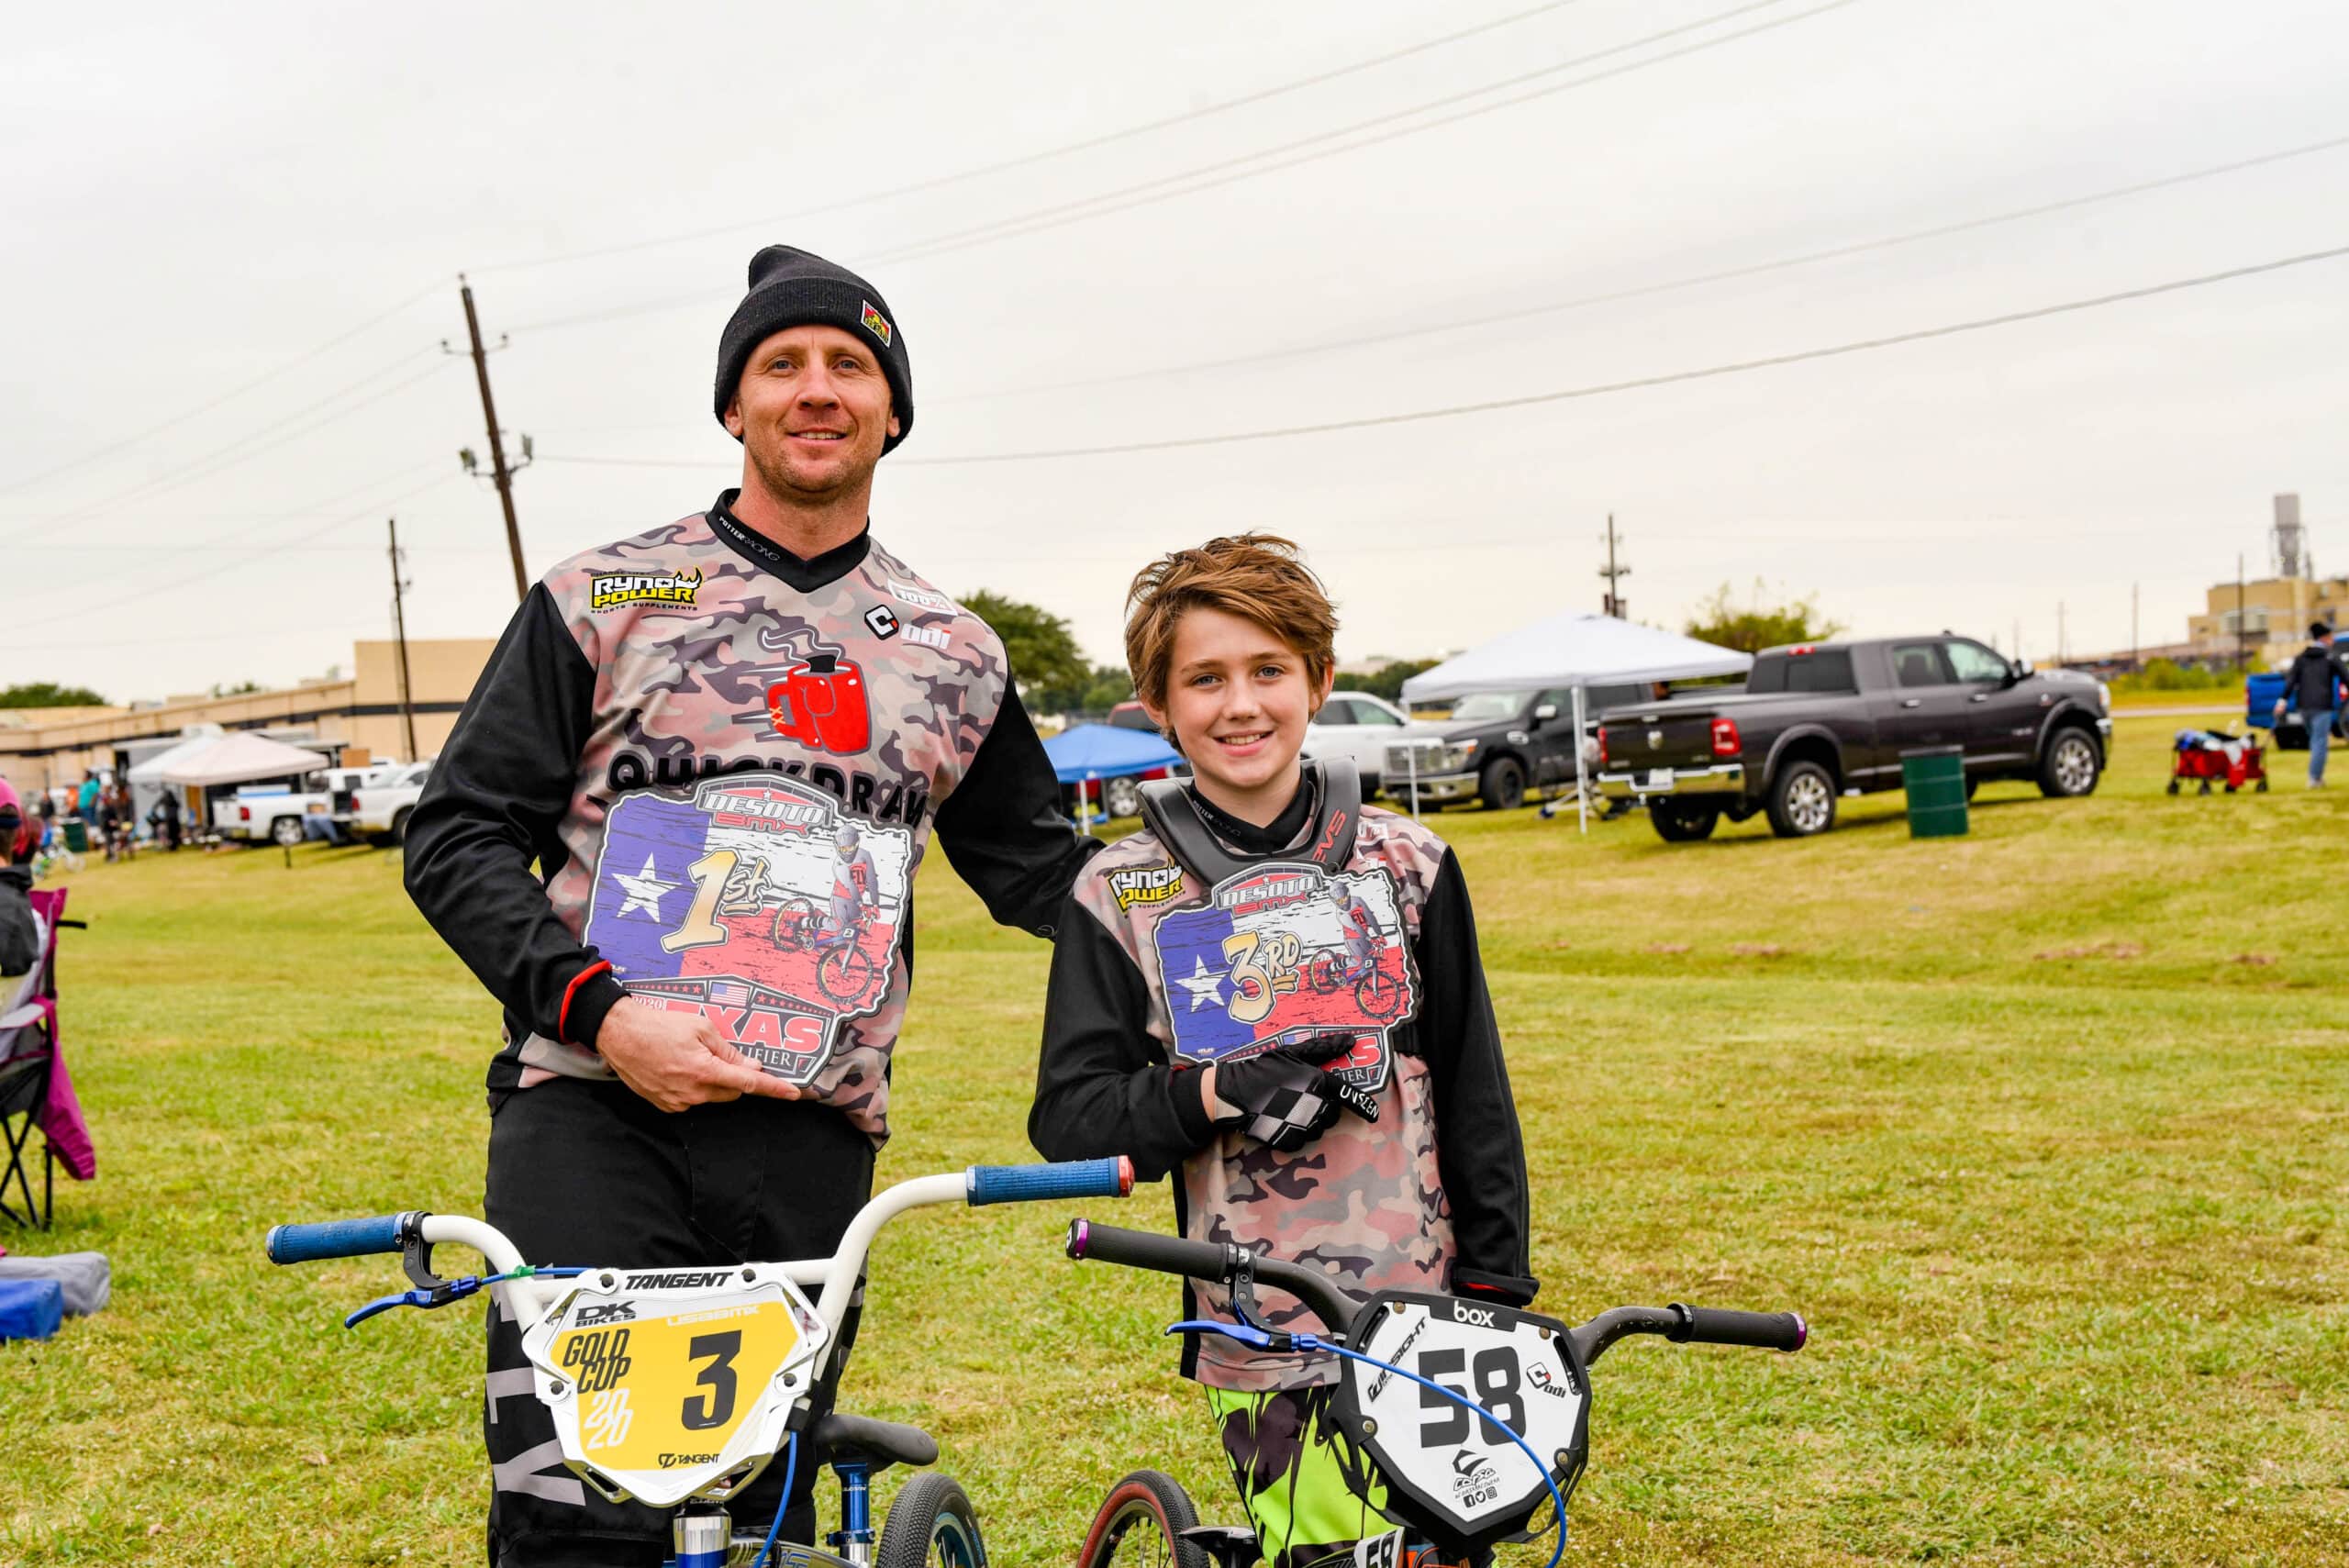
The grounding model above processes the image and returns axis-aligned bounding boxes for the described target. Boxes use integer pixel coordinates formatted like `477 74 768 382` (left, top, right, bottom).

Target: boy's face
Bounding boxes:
1145 606 1333 820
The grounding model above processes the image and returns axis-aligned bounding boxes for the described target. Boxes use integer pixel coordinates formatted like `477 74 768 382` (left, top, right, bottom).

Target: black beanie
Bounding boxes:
714 245 913 452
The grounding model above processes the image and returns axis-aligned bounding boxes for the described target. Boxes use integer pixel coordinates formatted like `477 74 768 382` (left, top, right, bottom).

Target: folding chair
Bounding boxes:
0 888 80 1230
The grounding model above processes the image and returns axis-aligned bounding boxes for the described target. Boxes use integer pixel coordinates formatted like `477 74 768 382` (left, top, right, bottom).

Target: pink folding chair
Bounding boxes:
1 888 95 1230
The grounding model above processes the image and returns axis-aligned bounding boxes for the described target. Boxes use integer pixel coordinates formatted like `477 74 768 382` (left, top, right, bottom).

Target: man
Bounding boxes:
0 784 37 979
405 244 1097 1566
829 821 877 940
2277 621 2349 787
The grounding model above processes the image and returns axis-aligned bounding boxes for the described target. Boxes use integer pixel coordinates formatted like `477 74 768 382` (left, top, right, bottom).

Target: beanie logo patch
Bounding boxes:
859 301 893 348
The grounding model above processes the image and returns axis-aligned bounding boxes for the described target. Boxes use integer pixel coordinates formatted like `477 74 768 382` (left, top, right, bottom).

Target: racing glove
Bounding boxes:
1208 1035 1379 1153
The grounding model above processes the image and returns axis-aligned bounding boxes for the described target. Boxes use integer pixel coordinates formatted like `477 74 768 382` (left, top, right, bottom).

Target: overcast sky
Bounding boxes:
4 0 2344 703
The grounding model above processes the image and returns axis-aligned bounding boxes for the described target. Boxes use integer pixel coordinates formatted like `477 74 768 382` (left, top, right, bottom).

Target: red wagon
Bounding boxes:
2168 729 2267 795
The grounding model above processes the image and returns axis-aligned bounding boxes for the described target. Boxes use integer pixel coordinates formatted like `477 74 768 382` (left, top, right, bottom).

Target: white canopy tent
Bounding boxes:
1401 613 1752 702
159 732 330 788
1401 613 1752 832
124 726 228 784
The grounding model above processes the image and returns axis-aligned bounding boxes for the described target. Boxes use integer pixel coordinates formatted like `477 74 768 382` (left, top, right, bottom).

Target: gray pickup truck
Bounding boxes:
1595 635 2112 840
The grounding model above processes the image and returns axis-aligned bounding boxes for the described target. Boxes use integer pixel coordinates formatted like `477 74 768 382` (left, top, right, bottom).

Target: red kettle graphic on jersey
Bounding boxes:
756 628 871 755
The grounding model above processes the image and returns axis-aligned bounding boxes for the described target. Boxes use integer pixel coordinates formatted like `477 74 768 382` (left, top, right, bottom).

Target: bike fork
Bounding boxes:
672 1507 730 1568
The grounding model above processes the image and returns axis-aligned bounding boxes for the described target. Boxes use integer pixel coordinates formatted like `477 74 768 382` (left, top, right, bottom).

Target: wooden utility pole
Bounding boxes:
1598 514 1629 617
2236 553 2248 672
2056 601 2066 664
388 518 418 762
454 275 529 601
2131 582 2140 671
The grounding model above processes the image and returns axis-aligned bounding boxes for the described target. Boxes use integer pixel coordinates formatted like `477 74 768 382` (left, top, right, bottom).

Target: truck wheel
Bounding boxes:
2037 728 2101 798
270 816 305 848
1765 762 1837 838
1477 758 1525 811
1651 802 1720 842
387 807 414 847
1102 775 1143 819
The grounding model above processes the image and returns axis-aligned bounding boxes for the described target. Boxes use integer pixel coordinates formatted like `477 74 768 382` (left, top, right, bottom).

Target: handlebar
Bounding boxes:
1067 1219 1362 1338
1067 1218 1808 1369
968 1157 1132 1207
269 1160 1144 1338
265 1213 417 1265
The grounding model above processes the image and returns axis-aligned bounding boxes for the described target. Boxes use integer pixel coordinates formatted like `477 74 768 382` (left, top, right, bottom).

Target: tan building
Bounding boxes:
0 638 495 797
2187 576 2349 671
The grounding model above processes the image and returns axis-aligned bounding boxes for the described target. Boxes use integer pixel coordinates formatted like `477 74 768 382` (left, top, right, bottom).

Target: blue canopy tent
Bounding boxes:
1041 724 1183 831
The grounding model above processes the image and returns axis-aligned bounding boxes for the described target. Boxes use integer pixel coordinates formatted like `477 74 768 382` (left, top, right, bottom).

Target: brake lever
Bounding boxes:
346 1274 489 1328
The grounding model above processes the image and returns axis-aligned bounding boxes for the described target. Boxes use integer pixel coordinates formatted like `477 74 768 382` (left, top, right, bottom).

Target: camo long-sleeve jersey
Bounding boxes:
405 492 1097 1142
1029 785 1530 1391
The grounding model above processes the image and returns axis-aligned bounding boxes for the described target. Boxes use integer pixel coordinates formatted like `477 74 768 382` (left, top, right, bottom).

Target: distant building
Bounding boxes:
0 638 494 797
2187 575 2349 671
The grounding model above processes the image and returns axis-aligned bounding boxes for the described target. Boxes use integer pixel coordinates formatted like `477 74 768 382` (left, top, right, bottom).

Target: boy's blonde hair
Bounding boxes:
1124 534 1338 711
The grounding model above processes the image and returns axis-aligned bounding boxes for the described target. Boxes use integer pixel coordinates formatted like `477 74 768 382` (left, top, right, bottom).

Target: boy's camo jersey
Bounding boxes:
1030 796 1531 1392
406 494 1093 1142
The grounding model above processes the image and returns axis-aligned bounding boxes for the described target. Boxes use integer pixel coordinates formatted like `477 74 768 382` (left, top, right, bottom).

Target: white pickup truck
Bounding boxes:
222 774 335 847
334 759 433 847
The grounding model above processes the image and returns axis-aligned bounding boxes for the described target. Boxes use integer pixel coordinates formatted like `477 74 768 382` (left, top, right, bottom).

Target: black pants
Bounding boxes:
483 1077 876 1567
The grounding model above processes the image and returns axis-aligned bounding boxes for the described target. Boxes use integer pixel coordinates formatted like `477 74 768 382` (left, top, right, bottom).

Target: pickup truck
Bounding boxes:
2245 669 2348 750
223 778 333 847
335 758 433 847
1595 635 2112 840
1386 682 1653 811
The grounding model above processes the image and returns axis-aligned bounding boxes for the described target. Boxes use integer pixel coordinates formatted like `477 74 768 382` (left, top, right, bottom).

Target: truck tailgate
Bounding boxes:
1599 709 1720 773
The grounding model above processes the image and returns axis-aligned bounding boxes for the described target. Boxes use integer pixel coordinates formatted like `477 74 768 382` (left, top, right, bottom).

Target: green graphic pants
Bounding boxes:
1206 1385 1390 1568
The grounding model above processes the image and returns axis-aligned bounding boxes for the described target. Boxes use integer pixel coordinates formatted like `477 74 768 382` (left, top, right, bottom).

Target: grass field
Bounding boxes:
4 714 2345 1566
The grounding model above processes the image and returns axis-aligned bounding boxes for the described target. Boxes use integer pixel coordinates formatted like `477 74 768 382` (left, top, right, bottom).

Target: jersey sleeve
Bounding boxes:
931 684 1101 939
1414 848 1531 1282
1029 895 1216 1181
402 583 627 1050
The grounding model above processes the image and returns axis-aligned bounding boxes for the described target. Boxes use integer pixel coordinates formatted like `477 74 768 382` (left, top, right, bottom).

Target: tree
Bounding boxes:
0 682 108 708
1684 580 1842 655
1351 659 1439 703
960 590 1092 703
208 680 264 698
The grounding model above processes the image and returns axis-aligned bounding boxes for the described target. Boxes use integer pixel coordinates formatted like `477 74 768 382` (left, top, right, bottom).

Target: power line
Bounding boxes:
0 350 454 539
930 130 2349 405
869 0 1842 266
5 471 465 637
876 241 2349 463
507 0 1855 336
469 0 1597 277
0 278 443 500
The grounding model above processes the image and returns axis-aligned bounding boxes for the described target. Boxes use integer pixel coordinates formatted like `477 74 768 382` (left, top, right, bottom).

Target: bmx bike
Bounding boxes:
1302 949 1402 1021
1063 1219 1806 1568
771 898 883 1007
267 1156 1139 1568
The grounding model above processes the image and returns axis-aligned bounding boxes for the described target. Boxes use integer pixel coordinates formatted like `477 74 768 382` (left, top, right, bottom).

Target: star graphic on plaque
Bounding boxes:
1174 955 1227 1012
613 853 678 920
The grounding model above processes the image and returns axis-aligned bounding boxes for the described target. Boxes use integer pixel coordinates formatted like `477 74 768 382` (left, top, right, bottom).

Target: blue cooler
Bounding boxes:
0 1277 64 1340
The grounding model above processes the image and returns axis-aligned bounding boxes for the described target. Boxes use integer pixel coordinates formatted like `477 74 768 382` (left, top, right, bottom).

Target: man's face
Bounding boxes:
724 325 898 504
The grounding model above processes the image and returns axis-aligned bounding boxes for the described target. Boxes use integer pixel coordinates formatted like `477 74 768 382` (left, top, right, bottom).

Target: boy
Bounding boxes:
1030 535 1531 1568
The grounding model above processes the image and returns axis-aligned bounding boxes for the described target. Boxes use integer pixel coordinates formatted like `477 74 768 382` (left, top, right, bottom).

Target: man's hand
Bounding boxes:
593 998 802 1113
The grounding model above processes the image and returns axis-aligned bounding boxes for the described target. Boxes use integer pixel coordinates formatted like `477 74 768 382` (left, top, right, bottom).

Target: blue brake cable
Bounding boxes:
344 1265 587 1329
749 1431 800 1568
1169 1319 1571 1568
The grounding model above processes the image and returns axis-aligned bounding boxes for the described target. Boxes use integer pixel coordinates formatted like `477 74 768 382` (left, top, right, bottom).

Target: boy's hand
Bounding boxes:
595 998 802 1113
1211 1035 1376 1152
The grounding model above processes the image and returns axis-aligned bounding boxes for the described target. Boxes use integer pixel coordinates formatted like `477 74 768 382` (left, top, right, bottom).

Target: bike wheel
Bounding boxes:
818 943 877 1006
1354 966 1401 1020
876 1471 987 1568
771 898 816 951
1075 1470 1211 1568
1306 954 1341 995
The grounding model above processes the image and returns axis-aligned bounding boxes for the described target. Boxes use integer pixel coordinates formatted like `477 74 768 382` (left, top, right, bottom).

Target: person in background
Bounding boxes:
2277 621 2349 787
95 786 122 862
151 787 183 851
0 782 39 978
74 772 99 833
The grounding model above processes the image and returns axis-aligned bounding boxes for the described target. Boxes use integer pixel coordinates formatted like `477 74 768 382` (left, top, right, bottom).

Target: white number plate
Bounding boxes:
1642 769 1673 790
1338 1296 1586 1545
519 1269 828 1507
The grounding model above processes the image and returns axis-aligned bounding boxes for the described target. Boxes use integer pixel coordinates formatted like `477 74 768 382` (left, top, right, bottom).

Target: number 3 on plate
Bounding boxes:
682 1330 742 1430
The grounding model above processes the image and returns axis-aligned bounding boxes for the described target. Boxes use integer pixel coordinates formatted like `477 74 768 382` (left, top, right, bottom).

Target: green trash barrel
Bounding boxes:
62 818 89 854
1901 745 1968 839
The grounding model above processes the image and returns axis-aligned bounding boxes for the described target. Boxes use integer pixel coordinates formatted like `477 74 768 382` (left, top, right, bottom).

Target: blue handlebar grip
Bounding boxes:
965 1157 1135 1207
266 1214 411 1265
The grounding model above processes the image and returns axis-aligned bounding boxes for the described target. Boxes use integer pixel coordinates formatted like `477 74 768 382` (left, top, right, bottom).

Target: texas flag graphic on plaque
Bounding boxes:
1150 861 1418 1092
584 773 912 1084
